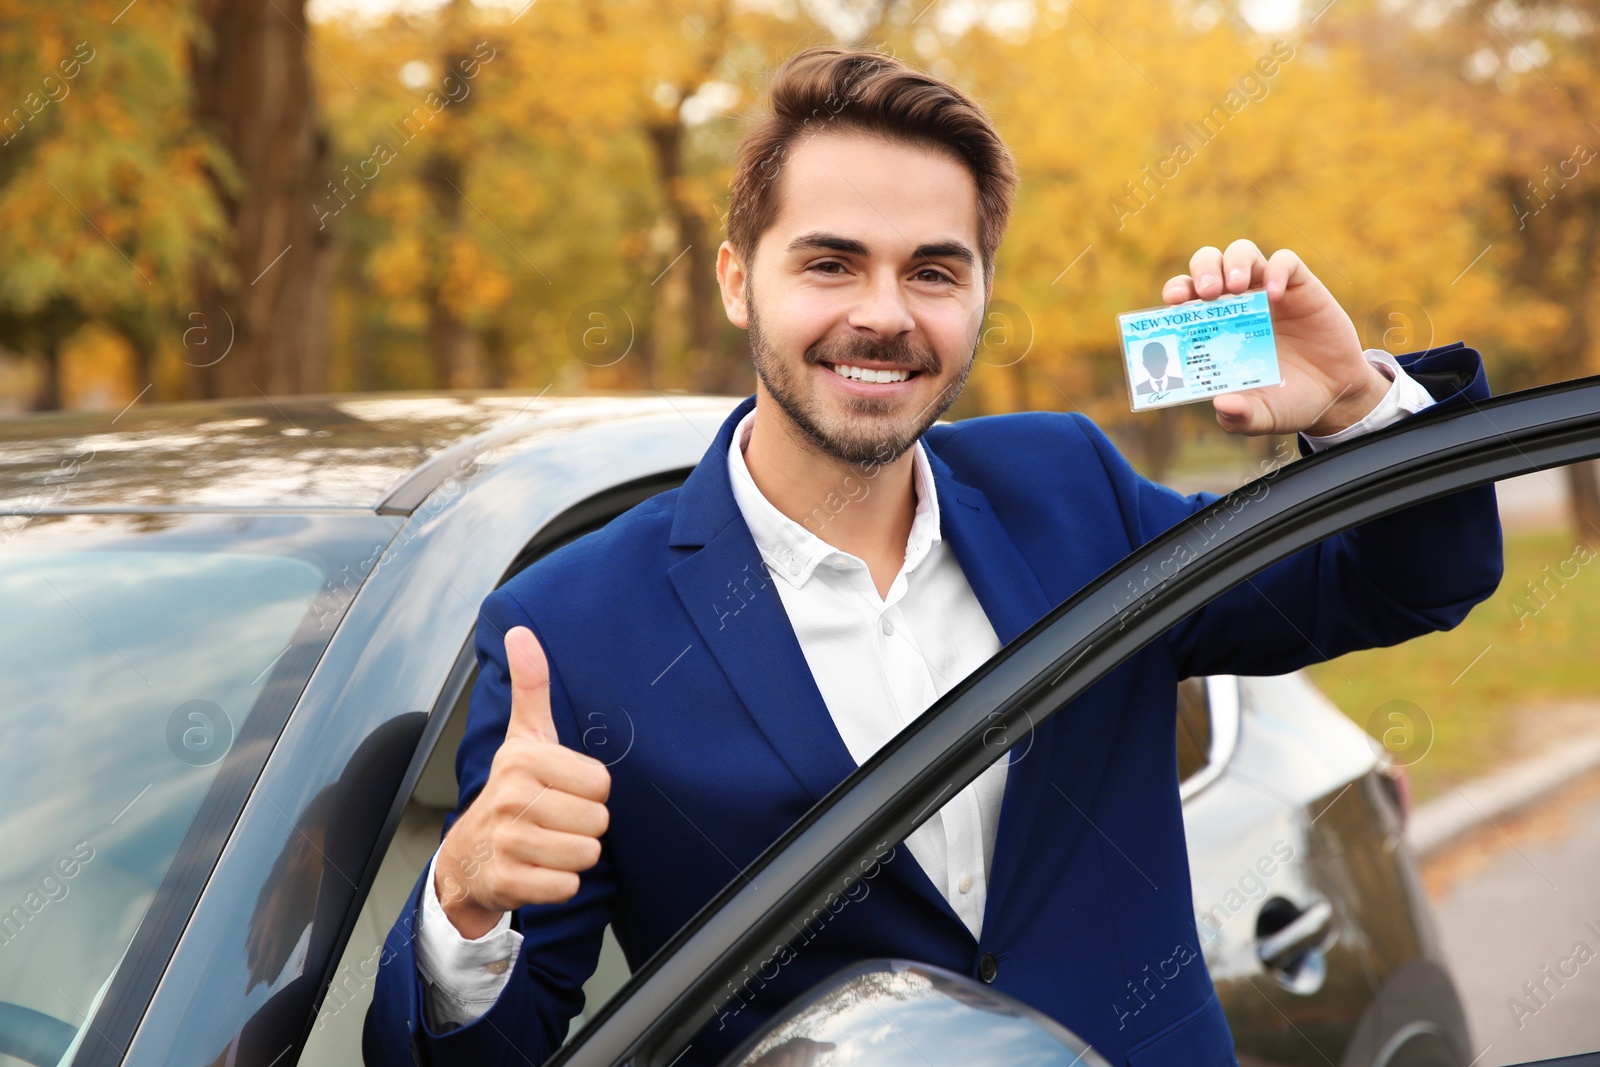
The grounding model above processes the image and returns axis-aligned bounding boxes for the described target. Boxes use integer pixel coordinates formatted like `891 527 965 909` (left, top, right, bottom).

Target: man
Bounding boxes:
1135 340 1185 395
365 46 1501 1067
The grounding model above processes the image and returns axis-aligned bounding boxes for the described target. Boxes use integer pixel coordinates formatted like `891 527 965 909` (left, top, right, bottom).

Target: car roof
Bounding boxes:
0 389 742 513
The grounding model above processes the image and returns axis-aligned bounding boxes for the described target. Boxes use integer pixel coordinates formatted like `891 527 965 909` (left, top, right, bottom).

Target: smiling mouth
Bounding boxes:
823 362 921 384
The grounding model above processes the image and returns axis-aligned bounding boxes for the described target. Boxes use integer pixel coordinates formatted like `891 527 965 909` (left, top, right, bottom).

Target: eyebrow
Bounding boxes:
784 230 975 268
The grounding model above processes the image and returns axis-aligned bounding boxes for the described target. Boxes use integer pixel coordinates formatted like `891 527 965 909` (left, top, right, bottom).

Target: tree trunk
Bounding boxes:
420 141 482 389
128 334 153 392
1557 202 1600 547
645 120 721 393
29 339 60 412
1569 461 1600 548
1561 202 1600 550
1505 184 1600 548
427 295 481 389
187 0 333 400
480 321 509 389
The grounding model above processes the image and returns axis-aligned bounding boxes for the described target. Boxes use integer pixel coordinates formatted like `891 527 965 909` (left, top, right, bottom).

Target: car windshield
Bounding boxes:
0 511 389 1061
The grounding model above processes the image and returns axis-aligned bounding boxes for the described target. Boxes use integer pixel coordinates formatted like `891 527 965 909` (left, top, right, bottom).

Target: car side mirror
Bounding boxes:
716 959 1111 1066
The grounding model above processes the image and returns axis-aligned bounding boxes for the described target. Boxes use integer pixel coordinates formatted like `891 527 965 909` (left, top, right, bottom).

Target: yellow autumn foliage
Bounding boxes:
1 0 1594 441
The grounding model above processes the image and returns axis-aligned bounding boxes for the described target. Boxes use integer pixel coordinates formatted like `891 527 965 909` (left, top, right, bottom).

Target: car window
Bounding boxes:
302 661 632 1062
302 495 662 1066
299 664 474 1062
0 511 388 1066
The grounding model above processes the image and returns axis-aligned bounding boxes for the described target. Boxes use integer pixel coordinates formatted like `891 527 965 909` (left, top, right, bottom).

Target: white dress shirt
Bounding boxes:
1300 349 1436 450
410 348 1436 1030
724 405 1009 944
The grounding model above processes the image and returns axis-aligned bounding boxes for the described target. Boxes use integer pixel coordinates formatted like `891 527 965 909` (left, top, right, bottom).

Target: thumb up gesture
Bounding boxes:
435 626 612 939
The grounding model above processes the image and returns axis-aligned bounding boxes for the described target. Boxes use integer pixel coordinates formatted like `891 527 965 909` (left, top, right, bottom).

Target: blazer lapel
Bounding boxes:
920 439 1063 927
665 397 963 927
920 442 1055 649
667 528 857 807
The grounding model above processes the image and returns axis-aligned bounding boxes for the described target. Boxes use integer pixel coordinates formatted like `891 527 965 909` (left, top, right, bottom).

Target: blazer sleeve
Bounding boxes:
1076 341 1505 681
364 585 619 1067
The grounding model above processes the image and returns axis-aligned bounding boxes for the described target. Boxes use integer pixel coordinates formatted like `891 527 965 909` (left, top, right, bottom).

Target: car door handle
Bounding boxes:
1256 900 1333 972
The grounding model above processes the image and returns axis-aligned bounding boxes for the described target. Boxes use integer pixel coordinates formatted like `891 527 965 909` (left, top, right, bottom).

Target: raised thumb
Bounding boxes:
504 625 558 745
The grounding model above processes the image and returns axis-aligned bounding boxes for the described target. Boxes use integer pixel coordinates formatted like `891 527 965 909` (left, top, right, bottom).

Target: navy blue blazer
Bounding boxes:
365 342 1503 1067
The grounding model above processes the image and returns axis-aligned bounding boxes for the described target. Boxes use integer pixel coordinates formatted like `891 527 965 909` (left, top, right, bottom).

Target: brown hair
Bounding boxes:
725 46 1019 289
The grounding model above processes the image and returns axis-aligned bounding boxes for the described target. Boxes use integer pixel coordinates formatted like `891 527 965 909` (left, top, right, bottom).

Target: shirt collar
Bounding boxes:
725 407 941 588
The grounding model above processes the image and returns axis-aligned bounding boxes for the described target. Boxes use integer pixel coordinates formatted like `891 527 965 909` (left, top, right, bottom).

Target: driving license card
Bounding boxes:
1116 289 1281 411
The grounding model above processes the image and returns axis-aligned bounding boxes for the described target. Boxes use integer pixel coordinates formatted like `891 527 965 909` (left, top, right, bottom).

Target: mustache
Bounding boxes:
805 334 941 374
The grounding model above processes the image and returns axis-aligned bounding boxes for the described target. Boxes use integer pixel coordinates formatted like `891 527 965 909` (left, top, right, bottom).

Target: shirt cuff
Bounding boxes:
1301 348 1437 452
416 844 523 1031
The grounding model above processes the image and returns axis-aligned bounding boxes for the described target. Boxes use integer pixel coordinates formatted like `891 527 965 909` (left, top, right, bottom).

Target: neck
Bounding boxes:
741 387 917 566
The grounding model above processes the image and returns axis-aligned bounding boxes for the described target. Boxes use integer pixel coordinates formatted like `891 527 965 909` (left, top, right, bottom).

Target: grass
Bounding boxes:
1304 529 1600 803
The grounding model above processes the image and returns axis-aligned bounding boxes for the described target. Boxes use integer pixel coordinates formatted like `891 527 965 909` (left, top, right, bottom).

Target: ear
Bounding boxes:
716 241 750 329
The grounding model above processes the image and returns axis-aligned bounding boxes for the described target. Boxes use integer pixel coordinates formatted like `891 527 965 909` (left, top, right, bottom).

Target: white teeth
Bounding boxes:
828 363 912 383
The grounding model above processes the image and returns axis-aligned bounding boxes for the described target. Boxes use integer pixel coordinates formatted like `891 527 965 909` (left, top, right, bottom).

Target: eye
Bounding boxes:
914 267 956 285
807 260 847 276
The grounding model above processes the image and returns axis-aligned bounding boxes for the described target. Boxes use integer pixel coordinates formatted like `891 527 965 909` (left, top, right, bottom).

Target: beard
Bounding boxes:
746 290 977 466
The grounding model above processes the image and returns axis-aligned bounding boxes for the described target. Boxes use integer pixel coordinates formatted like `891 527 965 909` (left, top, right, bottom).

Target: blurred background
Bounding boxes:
3 0 1596 495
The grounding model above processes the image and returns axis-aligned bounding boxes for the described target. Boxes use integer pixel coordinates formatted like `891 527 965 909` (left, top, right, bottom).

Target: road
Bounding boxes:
1424 771 1600 1066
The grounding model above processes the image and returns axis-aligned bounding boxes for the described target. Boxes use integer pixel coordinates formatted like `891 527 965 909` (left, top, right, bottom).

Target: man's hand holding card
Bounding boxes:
1139 238 1391 437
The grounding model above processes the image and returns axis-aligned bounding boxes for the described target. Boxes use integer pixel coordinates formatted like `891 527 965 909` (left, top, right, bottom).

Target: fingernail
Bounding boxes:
1199 273 1217 289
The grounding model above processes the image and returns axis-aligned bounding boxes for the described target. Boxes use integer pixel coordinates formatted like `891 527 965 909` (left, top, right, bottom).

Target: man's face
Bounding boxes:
718 130 989 466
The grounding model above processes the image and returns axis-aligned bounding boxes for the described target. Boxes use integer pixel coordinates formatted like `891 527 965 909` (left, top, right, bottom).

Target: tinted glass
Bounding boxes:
0 512 391 1065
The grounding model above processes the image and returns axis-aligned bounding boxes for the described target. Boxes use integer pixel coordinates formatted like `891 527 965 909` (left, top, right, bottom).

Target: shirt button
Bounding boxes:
880 617 894 636
786 560 799 574
484 957 510 974
978 952 999 983
958 874 972 894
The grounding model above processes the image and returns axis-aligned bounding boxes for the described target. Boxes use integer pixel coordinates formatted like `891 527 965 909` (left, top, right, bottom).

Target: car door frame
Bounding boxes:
543 375 1600 1067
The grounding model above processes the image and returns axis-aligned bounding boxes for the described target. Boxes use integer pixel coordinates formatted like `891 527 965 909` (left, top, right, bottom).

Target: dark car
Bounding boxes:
0 380 1596 1067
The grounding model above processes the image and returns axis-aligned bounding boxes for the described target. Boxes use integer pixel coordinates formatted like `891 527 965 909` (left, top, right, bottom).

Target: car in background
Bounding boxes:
4 381 1593 1067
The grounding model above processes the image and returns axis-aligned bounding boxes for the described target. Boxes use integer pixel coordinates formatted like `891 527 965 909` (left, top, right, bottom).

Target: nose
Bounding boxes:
846 268 916 340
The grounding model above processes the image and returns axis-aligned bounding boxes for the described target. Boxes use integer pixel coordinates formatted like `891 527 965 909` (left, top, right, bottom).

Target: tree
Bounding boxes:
312 0 800 396
1330 0 1600 545
940 0 1501 476
186 0 335 400
0 2 227 409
